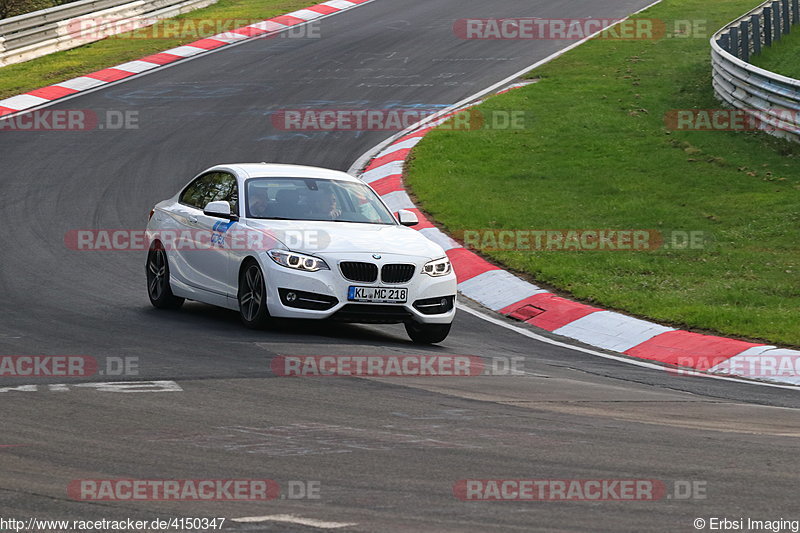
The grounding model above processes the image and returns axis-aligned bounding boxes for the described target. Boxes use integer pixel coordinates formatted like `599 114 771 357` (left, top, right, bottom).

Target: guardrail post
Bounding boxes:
751 14 762 55
793 0 799 24
773 0 782 41
764 6 773 45
729 26 741 58
741 20 751 62
718 33 730 54
782 0 791 33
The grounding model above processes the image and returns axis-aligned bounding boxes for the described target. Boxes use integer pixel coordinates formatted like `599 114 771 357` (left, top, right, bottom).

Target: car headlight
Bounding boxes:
268 250 330 272
422 256 452 277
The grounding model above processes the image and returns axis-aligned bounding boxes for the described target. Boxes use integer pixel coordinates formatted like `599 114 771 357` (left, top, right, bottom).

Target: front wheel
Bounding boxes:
238 261 270 329
146 242 184 309
404 321 451 344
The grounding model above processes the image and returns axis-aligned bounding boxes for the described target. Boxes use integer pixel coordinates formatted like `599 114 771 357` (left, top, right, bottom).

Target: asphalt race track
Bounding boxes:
1 0 800 531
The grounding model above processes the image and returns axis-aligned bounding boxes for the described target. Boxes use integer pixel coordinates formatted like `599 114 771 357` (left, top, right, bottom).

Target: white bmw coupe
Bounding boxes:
145 163 457 343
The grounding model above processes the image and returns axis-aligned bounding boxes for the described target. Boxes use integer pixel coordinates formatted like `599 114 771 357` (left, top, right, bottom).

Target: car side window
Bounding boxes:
180 172 239 215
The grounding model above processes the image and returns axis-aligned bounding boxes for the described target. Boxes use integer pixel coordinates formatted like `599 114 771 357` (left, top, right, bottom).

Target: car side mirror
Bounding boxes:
204 200 237 220
396 209 419 227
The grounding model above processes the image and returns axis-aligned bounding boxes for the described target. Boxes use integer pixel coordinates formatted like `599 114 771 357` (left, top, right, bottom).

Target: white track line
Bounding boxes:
231 514 356 529
458 304 799 391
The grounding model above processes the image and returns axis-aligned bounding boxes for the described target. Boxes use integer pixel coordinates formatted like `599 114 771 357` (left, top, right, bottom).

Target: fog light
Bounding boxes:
440 298 448 307
286 292 297 302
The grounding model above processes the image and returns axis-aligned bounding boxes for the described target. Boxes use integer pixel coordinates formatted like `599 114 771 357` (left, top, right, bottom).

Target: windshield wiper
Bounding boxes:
329 220 393 225
251 217 392 225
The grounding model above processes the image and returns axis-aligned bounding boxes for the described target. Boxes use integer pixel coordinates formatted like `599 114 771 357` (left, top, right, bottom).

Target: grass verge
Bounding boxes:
750 22 800 79
406 0 800 346
0 0 311 99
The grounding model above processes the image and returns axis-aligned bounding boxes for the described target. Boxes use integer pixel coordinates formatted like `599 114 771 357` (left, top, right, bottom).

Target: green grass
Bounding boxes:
750 21 800 78
0 0 311 99
406 0 800 347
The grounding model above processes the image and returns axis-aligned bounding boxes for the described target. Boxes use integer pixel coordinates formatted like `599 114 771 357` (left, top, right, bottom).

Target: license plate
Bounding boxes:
348 286 408 303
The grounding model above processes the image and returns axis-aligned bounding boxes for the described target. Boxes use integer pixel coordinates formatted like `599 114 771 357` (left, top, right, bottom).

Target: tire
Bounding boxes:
404 321 452 344
238 260 270 329
146 242 184 310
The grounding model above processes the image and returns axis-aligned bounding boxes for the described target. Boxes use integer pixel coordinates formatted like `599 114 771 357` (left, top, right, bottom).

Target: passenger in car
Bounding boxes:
312 191 341 220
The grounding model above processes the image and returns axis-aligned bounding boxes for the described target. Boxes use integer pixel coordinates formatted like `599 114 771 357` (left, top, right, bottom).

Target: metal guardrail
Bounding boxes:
711 0 800 142
0 0 217 66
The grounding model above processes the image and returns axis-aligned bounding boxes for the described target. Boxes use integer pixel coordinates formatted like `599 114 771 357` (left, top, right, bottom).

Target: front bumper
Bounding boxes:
259 252 457 324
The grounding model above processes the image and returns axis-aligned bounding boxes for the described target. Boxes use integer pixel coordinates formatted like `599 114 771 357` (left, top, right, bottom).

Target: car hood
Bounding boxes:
244 219 445 258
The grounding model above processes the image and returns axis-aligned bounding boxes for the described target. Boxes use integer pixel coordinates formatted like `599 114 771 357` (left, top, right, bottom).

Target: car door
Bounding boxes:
175 171 240 297
193 172 241 297
166 176 206 290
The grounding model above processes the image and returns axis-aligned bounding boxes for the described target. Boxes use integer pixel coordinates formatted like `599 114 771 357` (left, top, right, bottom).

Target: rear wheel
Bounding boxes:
146 242 184 309
238 261 270 329
404 321 451 344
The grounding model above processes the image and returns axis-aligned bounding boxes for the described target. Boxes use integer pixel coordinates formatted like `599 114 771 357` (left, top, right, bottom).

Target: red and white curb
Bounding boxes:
356 85 800 387
0 0 372 118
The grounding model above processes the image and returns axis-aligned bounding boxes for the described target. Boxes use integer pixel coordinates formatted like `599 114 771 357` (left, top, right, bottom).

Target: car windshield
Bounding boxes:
245 177 397 225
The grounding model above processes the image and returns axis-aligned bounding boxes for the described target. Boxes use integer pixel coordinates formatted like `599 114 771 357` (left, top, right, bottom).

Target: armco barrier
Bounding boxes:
711 0 800 142
0 0 217 66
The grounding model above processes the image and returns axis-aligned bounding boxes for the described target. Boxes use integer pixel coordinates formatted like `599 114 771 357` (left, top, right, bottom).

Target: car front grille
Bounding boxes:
381 264 416 284
340 262 379 283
